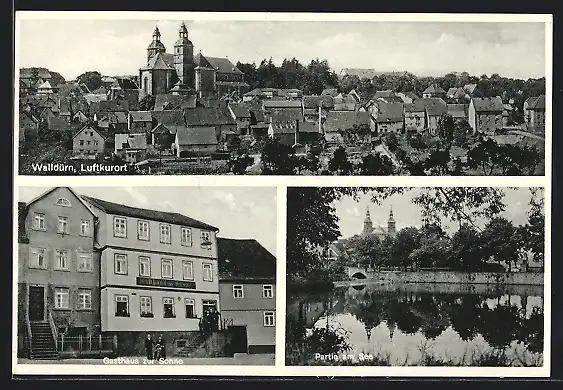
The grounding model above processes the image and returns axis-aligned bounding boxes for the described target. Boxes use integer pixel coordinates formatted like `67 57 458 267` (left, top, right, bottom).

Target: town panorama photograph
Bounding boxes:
16 14 548 176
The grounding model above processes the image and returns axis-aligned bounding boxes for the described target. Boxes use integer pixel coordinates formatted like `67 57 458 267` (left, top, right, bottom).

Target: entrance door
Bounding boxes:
229 326 248 354
28 286 45 321
202 300 217 315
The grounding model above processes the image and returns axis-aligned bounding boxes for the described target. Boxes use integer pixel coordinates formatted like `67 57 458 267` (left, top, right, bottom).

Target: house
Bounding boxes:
128 111 154 134
333 94 358 111
150 123 175 150
468 96 504 135
302 95 334 122
72 110 89 124
321 88 339 97
174 127 218 157
425 99 449 135
154 94 197 111
523 95 546 130
396 92 418 104
463 84 478 95
422 84 447 99
114 133 148 163
72 125 106 158
348 89 362 104
372 90 398 103
267 115 322 147
217 238 276 354
58 99 72 123
83 93 108 106
375 102 404 135
228 103 252 135
17 187 99 358
324 111 371 144
339 68 377 80
278 88 303 99
404 102 426 133
96 112 128 133
36 80 55 95
262 100 303 122
46 115 71 132
150 110 187 147
447 104 469 124
80 194 220 340
183 107 237 144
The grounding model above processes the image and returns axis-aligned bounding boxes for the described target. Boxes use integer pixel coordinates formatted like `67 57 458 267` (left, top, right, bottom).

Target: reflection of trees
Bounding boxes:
449 295 483 341
516 306 544 353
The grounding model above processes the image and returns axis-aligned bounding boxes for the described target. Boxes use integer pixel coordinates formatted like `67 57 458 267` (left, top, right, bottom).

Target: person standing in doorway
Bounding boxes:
144 334 154 360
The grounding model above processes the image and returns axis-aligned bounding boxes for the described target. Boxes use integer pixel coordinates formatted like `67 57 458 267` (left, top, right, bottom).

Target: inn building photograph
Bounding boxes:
16 186 277 365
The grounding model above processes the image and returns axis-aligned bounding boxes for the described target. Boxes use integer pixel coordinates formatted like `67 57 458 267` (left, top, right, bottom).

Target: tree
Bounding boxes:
139 94 156 111
466 138 502 175
226 135 242 152
327 146 353 175
453 120 472 148
385 132 399 152
424 150 451 175
480 217 519 271
260 138 296 175
392 227 421 271
294 153 320 175
357 153 395 175
437 113 455 151
340 75 361 94
449 225 483 270
76 71 103 92
227 154 254 175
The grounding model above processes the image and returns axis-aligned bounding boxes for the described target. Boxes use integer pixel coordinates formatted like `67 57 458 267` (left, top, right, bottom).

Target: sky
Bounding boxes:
334 187 543 240
18 186 277 256
17 17 547 81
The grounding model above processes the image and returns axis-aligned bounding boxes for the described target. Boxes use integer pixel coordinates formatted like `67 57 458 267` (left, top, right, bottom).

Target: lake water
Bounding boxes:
286 282 544 366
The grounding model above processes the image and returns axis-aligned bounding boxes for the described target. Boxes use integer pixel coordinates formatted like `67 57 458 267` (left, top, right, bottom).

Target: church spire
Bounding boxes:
153 25 161 41
387 205 396 237
363 205 373 235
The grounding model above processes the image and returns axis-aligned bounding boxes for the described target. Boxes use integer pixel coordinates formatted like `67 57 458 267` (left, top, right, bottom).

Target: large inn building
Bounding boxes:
17 187 275 358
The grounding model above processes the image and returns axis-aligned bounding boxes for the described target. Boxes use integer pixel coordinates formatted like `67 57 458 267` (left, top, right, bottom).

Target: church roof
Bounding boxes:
147 40 166 51
198 55 243 75
142 52 175 70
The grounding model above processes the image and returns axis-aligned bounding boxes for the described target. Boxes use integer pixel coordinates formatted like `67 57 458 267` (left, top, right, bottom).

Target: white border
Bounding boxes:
13 11 553 377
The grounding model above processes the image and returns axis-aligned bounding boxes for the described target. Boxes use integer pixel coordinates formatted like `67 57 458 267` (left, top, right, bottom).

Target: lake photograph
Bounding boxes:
285 186 545 367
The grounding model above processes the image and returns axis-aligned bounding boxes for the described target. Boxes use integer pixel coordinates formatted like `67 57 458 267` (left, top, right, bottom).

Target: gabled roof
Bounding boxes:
58 99 72 115
302 95 334 109
321 88 339 97
71 124 106 140
376 102 404 123
373 90 396 99
463 84 478 94
446 87 459 97
324 111 371 133
228 103 252 119
263 100 302 109
217 237 276 278
99 99 129 113
202 55 243 75
115 133 148 151
525 95 546 110
266 108 303 122
269 119 297 135
153 94 197 111
129 111 153 122
175 127 218 146
423 84 446 94
81 195 219 231
446 104 468 119
150 110 186 134
38 80 53 90
142 52 176 70
84 93 108 105
333 95 357 105
184 107 236 126
116 78 139 90
46 115 70 131
471 96 504 112
25 187 96 217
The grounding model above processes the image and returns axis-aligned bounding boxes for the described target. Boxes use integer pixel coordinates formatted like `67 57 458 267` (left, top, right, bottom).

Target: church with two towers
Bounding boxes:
139 22 250 100
360 206 397 240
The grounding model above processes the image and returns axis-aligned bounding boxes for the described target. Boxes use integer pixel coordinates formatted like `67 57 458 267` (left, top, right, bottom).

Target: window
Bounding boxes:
29 247 46 268
54 249 70 270
182 260 194 280
140 296 153 317
161 259 173 279
137 220 150 241
163 297 175 318
80 220 90 236
87 140 91 145
113 217 127 238
33 213 45 230
55 288 70 309
79 140 84 146
139 256 151 277
263 285 274 299
77 252 93 272
77 289 92 310
55 198 71 207
202 263 213 282
181 227 192 247
114 254 128 275
233 285 244 298
263 311 275 327
115 295 129 317
201 231 211 250
185 299 196 318
160 224 171 244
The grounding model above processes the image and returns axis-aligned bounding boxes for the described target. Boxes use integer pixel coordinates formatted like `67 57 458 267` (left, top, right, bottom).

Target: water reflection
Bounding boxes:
286 282 544 366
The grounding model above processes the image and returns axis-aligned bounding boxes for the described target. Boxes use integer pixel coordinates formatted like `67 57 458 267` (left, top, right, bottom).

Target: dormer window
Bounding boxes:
55 198 71 207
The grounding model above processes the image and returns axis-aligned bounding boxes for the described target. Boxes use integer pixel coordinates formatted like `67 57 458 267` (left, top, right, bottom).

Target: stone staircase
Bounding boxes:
29 322 58 360
174 331 232 358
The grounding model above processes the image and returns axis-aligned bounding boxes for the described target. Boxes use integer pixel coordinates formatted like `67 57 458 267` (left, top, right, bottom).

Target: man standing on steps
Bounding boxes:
144 333 154 360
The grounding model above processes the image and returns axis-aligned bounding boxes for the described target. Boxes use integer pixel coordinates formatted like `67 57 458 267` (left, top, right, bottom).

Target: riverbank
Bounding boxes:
287 274 335 294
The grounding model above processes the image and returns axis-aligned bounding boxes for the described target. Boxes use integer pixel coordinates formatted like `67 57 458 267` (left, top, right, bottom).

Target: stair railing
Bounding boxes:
48 310 58 351
25 309 32 356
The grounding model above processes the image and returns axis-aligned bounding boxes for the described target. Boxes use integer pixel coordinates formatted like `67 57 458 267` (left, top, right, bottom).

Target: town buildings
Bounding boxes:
72 125 106 159
360 206 397 240
468 96 504 134
523 95 546 131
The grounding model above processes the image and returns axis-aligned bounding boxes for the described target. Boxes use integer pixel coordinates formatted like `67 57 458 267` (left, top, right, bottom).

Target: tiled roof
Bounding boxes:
446 87 458 96
154 94 197 111
269 120 297 135
464 84 477 94
46 116 70 131
471 96 504 112
376 102 404 123
175 127 218 146
202 55 243 75
143 52 176 70
150 110 186 134
116 78 139 90
38 80 53 90
184 107 236 126
263 100 302 109
197 97 228 108
81 195 219 231
525 95 546 110
59 99 72 115
298 121 321 133
115 133 147 150
373 90 396 99
321 88 339 97
447 104 468 119
98 100 129 112
302 95 334 109
114 111 128 124
266 108 303 122
84 94 108 105
228 103 252 118
72 125 105 140
129 111 153 122
217 237 276 278
324 111 371 133
333 95 357 105
248 106 265 123
423 84 446 94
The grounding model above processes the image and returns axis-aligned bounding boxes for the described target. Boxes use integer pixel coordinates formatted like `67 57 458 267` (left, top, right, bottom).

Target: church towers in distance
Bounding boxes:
173 22 194 88
361 205 396 238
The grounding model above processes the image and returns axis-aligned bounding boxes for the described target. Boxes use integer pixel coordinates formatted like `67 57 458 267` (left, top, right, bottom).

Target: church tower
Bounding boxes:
387 206 396 237
174 22 194 88
147 26 166 64
363 206 374 235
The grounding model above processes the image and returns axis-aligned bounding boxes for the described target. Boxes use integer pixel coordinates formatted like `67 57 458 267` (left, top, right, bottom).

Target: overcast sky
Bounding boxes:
17 17 547 81
18 186 277 256
334 187 542 239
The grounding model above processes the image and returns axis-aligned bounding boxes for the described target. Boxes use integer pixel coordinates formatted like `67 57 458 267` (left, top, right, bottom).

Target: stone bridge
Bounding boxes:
347 266 377 280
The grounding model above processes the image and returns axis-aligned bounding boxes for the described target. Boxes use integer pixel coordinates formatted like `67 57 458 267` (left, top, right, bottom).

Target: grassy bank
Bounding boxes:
286 274 337 294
